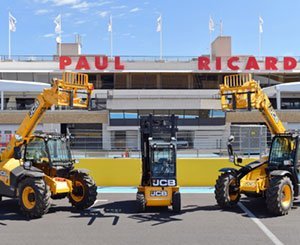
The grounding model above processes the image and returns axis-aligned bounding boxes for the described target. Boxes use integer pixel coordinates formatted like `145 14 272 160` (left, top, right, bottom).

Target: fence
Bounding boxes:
70 127 271 159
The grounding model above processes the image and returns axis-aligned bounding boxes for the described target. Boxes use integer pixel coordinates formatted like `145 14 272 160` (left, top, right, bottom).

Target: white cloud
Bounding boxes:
72 1 89 9
35 9 51 15
98 11 109 18
43 33 55 38
111 5 127 9
64 13 72 17
52 0 80 6
34 0 49 3
130 7 141 13
96 1 112 7
71 1 112 12
74 20 87 25
113 13 126 18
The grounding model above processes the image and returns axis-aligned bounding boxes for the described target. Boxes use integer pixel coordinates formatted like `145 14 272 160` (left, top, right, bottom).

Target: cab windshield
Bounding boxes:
47 138 72 163
151 146 175 178
269 136 296 166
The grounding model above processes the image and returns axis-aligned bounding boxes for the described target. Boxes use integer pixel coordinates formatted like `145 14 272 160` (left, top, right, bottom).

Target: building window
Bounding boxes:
161 74 189 89
112 131 126 149
124 111 138 119
131 73 157 89
209 110 225 118
101 74 114 89
193 74 220 89
281 98 300 110
16 98 35 110
110 111 124 119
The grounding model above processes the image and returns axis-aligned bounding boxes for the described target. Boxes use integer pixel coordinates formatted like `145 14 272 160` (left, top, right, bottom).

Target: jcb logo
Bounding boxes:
152 179 176 187
270 107 279 123
29 100 40 118
150 190 168 197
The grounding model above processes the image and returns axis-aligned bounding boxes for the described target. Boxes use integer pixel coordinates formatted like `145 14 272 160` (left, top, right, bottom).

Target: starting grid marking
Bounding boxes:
97 186 284 244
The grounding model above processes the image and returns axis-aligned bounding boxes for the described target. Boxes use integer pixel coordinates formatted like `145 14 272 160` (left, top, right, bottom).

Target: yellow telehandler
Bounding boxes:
137 114 181 213
215 74 300 215
0 72 97 218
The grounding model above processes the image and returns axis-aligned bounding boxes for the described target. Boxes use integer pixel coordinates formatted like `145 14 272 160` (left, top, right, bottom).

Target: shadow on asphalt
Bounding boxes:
76 199 245 226
239 196 300 219
1 195 298 226
0 199 29 224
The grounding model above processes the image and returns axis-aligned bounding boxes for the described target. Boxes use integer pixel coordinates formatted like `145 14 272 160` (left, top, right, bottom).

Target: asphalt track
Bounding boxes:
1 188 300 245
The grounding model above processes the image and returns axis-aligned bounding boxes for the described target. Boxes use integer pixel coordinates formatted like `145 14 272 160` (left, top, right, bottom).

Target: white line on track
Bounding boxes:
238 202 284 245
88 199 108 210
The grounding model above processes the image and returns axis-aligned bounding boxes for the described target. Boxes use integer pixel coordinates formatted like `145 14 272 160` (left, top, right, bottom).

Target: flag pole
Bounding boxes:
209 30 212 60
8 13 11 60
258 31 261 57
160 17 163 60
109 15 113 60
59 14 62 57
258 16 263 58
209 15 214 61
110 27 113 59
220 19 223 36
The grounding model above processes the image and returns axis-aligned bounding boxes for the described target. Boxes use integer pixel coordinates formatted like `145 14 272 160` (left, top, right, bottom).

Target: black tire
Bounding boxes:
136 192 146 212
18 178 51 219
215 172 240 208
68 173 97 210
266 176 294 216
172 192 181 213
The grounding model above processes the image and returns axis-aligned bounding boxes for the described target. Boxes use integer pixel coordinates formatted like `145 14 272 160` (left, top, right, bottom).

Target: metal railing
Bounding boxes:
2 55 300 63
68 131 271 159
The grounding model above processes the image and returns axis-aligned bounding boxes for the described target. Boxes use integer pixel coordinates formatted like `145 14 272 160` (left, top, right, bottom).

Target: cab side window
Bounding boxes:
296 142 300 167
25 138 47 163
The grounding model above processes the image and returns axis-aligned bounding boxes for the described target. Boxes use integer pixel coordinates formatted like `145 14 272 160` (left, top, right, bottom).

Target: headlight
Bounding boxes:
23 161 32 169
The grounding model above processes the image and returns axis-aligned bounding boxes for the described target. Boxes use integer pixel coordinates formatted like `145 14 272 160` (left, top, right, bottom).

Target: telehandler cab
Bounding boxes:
0 72 97 218
136 114 181 213
215 74 300 215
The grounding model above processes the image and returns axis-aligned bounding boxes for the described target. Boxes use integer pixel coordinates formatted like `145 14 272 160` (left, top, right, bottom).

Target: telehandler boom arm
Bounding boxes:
0 72 93 161
220 74 286 135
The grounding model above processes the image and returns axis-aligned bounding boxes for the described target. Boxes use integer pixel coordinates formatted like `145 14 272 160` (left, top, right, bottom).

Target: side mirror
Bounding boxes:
14 146 22 160
237 157 243 164
227 135 236 164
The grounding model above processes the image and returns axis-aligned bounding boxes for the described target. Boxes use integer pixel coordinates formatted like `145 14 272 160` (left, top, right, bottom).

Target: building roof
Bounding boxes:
0 80 50 92
263 82 300 96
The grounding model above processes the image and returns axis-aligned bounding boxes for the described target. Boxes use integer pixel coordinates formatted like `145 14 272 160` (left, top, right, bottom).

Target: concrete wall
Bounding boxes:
226 110 300 123
211 36 232 59
0 111 108 124
106 89 220 110
76 157 256 186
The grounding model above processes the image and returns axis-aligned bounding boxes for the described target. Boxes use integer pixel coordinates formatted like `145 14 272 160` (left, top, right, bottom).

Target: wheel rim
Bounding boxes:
281 184 292 208
70 181 85 203
228 178 238 201
22 186 36 210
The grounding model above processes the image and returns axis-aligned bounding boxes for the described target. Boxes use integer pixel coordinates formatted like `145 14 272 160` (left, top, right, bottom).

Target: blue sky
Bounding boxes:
0 0 299 57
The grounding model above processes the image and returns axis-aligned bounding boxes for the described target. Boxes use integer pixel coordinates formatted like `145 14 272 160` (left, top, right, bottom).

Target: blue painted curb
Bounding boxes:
97 187 214 194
